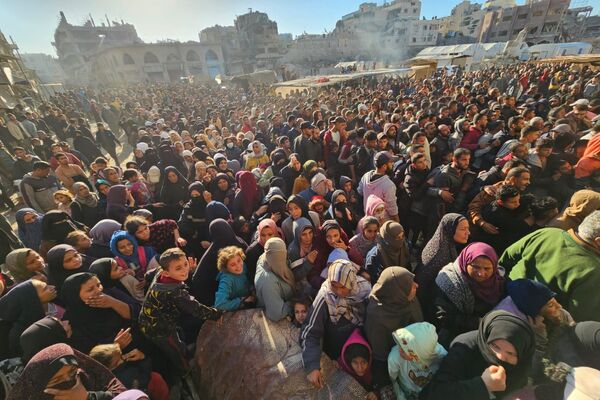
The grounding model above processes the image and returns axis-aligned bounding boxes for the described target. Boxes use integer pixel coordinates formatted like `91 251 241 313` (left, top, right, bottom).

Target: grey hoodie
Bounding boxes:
358 170 399 217
19 172 61 213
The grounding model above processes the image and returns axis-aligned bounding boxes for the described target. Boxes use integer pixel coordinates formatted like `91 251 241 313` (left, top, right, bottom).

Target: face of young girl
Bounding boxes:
288 203 302 219
260 227 275 244
110 260 125 280
363 223 378 241
32 280 57 304
63 250 82 270
26 251 45 273
78 185 90 197
453 219 470 244
99 185 110 196
226 255 244 275
350 356 369 377
540 297 563 322
217 179 229 191
325 229 341 247
294 303 308 325
135 224 150 241
117 239 134 256
79 276 103 302
343 182 352 193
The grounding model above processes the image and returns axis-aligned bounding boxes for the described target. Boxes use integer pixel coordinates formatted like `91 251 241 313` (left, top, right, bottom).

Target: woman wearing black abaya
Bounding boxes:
61 272 135 354
191 219 247 305
47 244 88 299
20 316 71 363
157 143 187 175
39 210 84 258
211 173 235 208
420 310 535 400
159 166 190 221
178 181 212 257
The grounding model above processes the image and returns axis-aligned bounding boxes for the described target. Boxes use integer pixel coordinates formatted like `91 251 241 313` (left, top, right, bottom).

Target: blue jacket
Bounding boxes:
214 264 252 311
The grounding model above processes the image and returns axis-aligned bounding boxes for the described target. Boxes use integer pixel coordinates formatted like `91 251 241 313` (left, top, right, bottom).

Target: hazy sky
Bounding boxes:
2 0 598 56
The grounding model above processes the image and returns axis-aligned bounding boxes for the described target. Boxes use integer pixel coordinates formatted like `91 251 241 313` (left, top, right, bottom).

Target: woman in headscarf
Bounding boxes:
211 173 235 208
292 160 317 195
301 260 372 389
95 178 111 210
39 210 83 258
106 185 133 224
349 216 379 258
70 181 104 227
0 279 57 357
244 140 269 171
46 244 87 299
365 194 387 225
193 161 208 182
548 189 600 231
15 207 43 251
255 237 296 321
89 258 142 305
177 182 211 257
88 219 122 259
388 322 447 400
214 153 235 179
326 190 358 239
420 311 535 400
4 248 46 284
338 329 373 393
364 267 423 389
232 170 260 220
61 272 135 353
205 200 231 225
191 219 248 305
364 221 410 285
159 166 190 220
157 143 187 175
416 213 470 313
7 343 126 400
19 316 71 363
288 217 318 288
245 218 279 280
281 194 320 243
433 242 506 348
310 220 364 289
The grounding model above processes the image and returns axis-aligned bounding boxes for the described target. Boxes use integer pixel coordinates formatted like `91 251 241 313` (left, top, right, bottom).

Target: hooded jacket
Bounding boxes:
358 170 398 218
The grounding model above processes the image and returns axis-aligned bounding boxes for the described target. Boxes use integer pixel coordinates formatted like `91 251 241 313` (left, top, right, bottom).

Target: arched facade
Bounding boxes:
123 53 135 65
144 52 159 64
186 50 200 61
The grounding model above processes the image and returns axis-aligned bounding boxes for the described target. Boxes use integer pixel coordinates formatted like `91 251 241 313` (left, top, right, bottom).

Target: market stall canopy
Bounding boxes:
271 68 415 96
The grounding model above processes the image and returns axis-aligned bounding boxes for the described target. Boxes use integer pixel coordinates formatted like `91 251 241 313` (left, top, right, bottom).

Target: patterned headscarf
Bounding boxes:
321 260 371 325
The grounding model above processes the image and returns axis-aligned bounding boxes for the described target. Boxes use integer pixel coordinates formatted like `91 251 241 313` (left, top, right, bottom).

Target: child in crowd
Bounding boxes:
214 246 254 311
110 230 159 281
139 248 223 377
388 322 447 400
89 343 169 400
291 297 311 328
53 189 74 216
65 230 92 254
339 176 361 217
339 328 376 399
123 168 152 206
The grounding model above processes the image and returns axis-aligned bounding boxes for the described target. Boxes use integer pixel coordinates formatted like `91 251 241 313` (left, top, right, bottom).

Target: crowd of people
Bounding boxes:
0 60 599 400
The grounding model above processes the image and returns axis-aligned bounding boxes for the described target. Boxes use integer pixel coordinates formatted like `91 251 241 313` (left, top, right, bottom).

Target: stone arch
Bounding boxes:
186 50 200 61
144 52 159 64
123 53 135 65
166 53 181 63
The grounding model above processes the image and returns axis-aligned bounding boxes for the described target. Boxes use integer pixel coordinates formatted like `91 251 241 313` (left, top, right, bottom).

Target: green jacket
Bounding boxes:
501 228 600 322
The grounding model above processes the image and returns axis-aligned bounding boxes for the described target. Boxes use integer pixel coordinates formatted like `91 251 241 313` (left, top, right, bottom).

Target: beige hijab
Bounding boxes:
261 237 295 289
549 190 600 231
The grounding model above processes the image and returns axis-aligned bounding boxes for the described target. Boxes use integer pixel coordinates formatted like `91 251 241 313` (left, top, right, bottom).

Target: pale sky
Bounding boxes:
1 0 598 56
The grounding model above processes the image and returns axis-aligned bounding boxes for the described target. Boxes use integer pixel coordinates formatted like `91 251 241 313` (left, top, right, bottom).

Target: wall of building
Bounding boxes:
20 53 66 84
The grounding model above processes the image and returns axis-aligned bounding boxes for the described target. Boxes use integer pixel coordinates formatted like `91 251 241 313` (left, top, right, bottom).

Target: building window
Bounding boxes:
143 52 159 64
533 10 544 17
513 29 521 35
412 37 416 42
490 32 496 37
498 30 508 37
502 15 512 22
529 26 538 34
123 53 135 65
205 49 219 61
517 14 528 19
267 47 278 53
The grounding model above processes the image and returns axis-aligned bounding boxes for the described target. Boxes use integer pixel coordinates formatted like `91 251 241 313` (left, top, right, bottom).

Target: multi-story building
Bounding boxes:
199 10 286 75
0 31 43 108
478 0 571 44
87 41 224 85
20 53 66 84
53 11 143 85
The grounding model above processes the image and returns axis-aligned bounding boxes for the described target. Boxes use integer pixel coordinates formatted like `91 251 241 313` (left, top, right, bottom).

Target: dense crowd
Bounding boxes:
0 61 599 400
